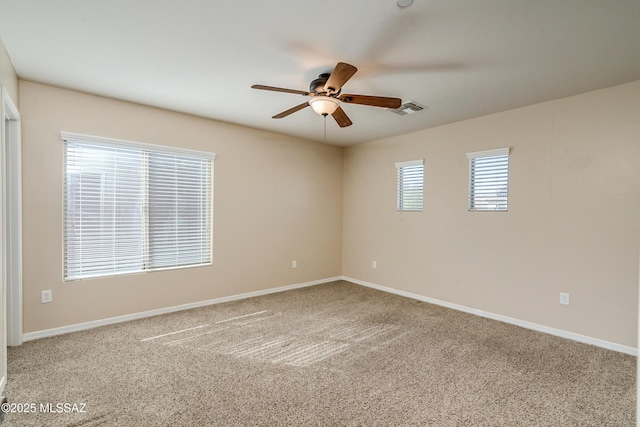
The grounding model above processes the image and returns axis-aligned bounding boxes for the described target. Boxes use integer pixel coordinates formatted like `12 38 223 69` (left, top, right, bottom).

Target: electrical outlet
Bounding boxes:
372 260 377 269
292 260 297 269
41 290 53 304
560 292 570 306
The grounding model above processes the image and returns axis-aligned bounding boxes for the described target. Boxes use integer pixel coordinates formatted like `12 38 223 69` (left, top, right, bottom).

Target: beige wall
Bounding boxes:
20 81 343 333
343 81 640 348
18 78 640 349
0 38 18 104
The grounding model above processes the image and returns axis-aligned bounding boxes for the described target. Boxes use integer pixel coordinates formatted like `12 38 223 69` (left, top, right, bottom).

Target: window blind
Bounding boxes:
467 148 509 211
147 152 211 269
396 159 424 211
62 133 214 280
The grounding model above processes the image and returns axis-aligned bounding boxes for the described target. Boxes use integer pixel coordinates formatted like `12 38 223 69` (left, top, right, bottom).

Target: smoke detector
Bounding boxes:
389 100 427 116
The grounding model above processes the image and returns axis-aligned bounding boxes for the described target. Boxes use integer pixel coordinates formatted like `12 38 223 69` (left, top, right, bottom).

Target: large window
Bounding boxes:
396 159 424 212
467 147 510 211
62 132 215 280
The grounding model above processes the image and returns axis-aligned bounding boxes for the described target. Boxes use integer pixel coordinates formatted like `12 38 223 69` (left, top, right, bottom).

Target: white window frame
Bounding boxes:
395 159 424 212
467 147 510 212
61 132 215 281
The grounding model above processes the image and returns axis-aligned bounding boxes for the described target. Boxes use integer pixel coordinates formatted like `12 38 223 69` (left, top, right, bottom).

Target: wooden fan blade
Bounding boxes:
331 106 353 128
339 94 402 109
324 62 358 94
272 102 309 119
252 84 311 96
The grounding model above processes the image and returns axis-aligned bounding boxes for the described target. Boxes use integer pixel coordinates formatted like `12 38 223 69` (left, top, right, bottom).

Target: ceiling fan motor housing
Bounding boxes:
310 73 337 95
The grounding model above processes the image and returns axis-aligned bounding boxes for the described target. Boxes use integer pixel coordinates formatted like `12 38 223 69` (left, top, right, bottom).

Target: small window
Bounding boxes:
396 159 424 211
62 132 215 280
467 148 510 211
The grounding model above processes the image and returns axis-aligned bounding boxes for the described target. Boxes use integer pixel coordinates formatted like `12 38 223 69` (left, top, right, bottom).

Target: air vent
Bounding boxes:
390 100 427 116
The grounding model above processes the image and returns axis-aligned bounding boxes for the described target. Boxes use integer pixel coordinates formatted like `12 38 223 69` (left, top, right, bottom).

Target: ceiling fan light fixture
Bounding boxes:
309 96 339 116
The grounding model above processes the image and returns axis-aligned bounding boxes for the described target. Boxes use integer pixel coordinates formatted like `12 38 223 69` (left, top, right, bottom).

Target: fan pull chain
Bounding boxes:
323 114 327 142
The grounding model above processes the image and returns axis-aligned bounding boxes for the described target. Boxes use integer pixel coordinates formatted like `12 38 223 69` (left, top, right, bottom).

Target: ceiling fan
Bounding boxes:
251 62 402 128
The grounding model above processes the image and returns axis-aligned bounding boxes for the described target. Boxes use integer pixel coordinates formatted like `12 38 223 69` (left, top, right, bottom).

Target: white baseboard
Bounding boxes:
342 276 637 356
23 276 342 342
22 275 637 356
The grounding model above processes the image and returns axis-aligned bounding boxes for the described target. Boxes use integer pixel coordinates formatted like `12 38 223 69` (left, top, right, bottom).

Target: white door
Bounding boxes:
0 92 5 396
1 87 22 397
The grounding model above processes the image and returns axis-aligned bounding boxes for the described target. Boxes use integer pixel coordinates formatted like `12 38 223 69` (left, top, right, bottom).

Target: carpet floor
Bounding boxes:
2 280 636 426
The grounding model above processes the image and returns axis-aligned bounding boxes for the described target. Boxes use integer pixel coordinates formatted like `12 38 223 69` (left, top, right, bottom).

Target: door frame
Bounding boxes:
2 87 22 349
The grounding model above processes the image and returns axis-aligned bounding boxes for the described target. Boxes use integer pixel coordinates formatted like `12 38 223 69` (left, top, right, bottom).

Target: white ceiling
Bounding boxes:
1 0 639 146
